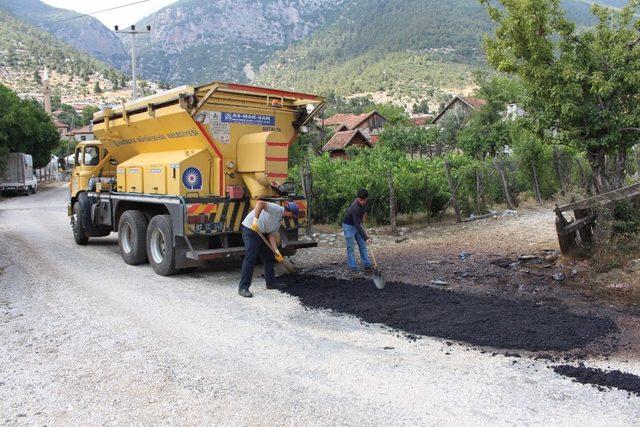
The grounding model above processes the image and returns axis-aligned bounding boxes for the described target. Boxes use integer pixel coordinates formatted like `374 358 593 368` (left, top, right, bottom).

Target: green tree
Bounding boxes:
57 104 81 128
374 103 409 126
379 125 438 157
0 85 60 169
33 69 41 85
412 99 430 114
456 75 524 159
81 105 100 126
93 81 102 94
481 0 640 193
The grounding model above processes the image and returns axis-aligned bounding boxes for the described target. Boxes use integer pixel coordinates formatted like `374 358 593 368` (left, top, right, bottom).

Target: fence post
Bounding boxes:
388 170 397 232
444 159 462 223
494 158 516 210
300 155 312 234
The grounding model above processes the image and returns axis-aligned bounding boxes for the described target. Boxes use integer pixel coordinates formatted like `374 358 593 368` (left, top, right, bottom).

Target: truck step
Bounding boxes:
185 239 317 262
186 247 246 261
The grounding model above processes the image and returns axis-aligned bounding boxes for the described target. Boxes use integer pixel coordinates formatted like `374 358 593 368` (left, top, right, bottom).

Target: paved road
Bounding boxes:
1 184 639 425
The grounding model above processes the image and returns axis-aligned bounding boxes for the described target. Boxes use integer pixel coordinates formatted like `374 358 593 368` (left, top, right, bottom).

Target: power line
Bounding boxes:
47 0 153 24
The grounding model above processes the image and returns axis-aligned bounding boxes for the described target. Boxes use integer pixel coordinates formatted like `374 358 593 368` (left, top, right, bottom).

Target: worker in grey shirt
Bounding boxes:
238 200 299 298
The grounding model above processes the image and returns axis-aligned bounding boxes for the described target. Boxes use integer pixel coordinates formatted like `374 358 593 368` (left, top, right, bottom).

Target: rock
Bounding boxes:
553 272 566 282
431 279 449 286
502 209 518 217
625 259 640 272
569 269 578 278
608 283 631 289
459 252 471 260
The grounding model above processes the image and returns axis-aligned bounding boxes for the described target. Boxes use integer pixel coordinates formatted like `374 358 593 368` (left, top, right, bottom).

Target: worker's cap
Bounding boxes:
284 202 299 216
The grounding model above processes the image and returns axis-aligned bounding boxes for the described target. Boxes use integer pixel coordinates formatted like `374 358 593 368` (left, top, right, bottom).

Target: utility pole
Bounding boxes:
114 24 151 100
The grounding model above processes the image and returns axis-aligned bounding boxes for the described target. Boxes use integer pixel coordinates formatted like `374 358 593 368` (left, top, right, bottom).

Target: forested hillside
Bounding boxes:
253 0 623 102
0 10 130 104
0 0 128 69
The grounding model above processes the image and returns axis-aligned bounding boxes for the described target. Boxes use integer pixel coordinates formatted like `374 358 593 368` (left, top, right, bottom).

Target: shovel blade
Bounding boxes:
373 269 385 289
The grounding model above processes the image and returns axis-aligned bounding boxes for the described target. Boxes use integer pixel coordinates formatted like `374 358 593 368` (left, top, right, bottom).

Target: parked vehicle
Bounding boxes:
69 81 324 275
0 153 37 196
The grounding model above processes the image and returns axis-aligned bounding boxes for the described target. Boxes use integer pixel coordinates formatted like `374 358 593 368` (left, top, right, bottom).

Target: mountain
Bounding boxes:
0 0 128 70
0 9 132 105
131 0 347 84
253 0 626 103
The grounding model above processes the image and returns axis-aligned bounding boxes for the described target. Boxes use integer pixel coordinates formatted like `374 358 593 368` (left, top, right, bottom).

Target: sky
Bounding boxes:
41 0 177 28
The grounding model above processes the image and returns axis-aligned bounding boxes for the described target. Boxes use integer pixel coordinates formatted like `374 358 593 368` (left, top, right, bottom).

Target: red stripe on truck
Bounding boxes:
265 156 288 162
194 121 224 196
266 142 289 147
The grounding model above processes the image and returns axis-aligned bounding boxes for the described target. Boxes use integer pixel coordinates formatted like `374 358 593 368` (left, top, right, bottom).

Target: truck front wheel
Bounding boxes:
146 214 177 276
118 210 149 265
72 202 89 245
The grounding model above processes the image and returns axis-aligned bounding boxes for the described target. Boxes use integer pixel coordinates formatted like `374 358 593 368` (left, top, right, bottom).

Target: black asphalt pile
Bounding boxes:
281 275 617 352
554 364 640 396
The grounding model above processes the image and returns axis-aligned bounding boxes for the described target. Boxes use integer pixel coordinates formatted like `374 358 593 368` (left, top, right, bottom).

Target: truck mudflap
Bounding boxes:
185 238 317 261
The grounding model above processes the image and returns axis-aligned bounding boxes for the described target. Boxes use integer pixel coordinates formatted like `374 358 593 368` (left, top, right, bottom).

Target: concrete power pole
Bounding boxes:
114 24 151 100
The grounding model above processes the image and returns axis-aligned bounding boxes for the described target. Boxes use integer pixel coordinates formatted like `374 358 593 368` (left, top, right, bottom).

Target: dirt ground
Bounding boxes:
293 205 640 359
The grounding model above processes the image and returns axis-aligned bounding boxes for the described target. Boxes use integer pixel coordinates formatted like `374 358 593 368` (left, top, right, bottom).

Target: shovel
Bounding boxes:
366 237 386 289
253 228 299 280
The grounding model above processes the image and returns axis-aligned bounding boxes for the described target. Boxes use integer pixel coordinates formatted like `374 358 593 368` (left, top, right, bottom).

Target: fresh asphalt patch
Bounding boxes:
280 275 617 352
553 364 640 397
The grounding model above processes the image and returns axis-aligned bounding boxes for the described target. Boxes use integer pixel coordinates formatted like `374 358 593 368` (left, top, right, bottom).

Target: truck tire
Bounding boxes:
30 185 36 194
146 214 177 276
118 210 149 265
72 202 89 245
76 192 111 238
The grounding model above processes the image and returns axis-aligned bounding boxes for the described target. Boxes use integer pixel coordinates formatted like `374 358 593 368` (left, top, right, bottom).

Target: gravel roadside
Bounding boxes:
1 184 639 425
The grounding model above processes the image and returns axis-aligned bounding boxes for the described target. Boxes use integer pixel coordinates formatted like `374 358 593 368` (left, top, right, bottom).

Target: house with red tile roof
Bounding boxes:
70 124 95 142
52 119 69 136
410 115 435 128
321 111 387 146
432 96 487 125
322 130 372 159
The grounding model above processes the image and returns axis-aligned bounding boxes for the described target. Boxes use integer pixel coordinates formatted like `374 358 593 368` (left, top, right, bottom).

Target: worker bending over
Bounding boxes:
238 200 299 298
343 188 373 277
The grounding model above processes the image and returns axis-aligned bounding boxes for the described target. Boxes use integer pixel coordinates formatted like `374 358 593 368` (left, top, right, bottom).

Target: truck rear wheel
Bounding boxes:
146 214 177 276
72 202 89 245
118 210 149 265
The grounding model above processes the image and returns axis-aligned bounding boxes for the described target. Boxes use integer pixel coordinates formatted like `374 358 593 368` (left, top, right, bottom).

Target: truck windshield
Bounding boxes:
74 148 82 166
84 146 99 166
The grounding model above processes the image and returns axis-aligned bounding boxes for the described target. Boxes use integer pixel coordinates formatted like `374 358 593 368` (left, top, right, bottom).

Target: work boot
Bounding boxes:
363 265 375 273
349 269 361 279
266 282 287 290
238 288 253 298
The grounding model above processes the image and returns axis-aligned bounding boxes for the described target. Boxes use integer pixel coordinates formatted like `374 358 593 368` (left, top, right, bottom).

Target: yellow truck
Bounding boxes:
69 81 324 275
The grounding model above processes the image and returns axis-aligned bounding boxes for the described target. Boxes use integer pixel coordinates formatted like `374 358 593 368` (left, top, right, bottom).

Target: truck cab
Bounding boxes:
70 141 117 201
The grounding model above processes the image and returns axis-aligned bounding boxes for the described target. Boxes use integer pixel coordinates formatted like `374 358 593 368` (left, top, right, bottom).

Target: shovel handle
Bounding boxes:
253 228 297 275
363 226 378 268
